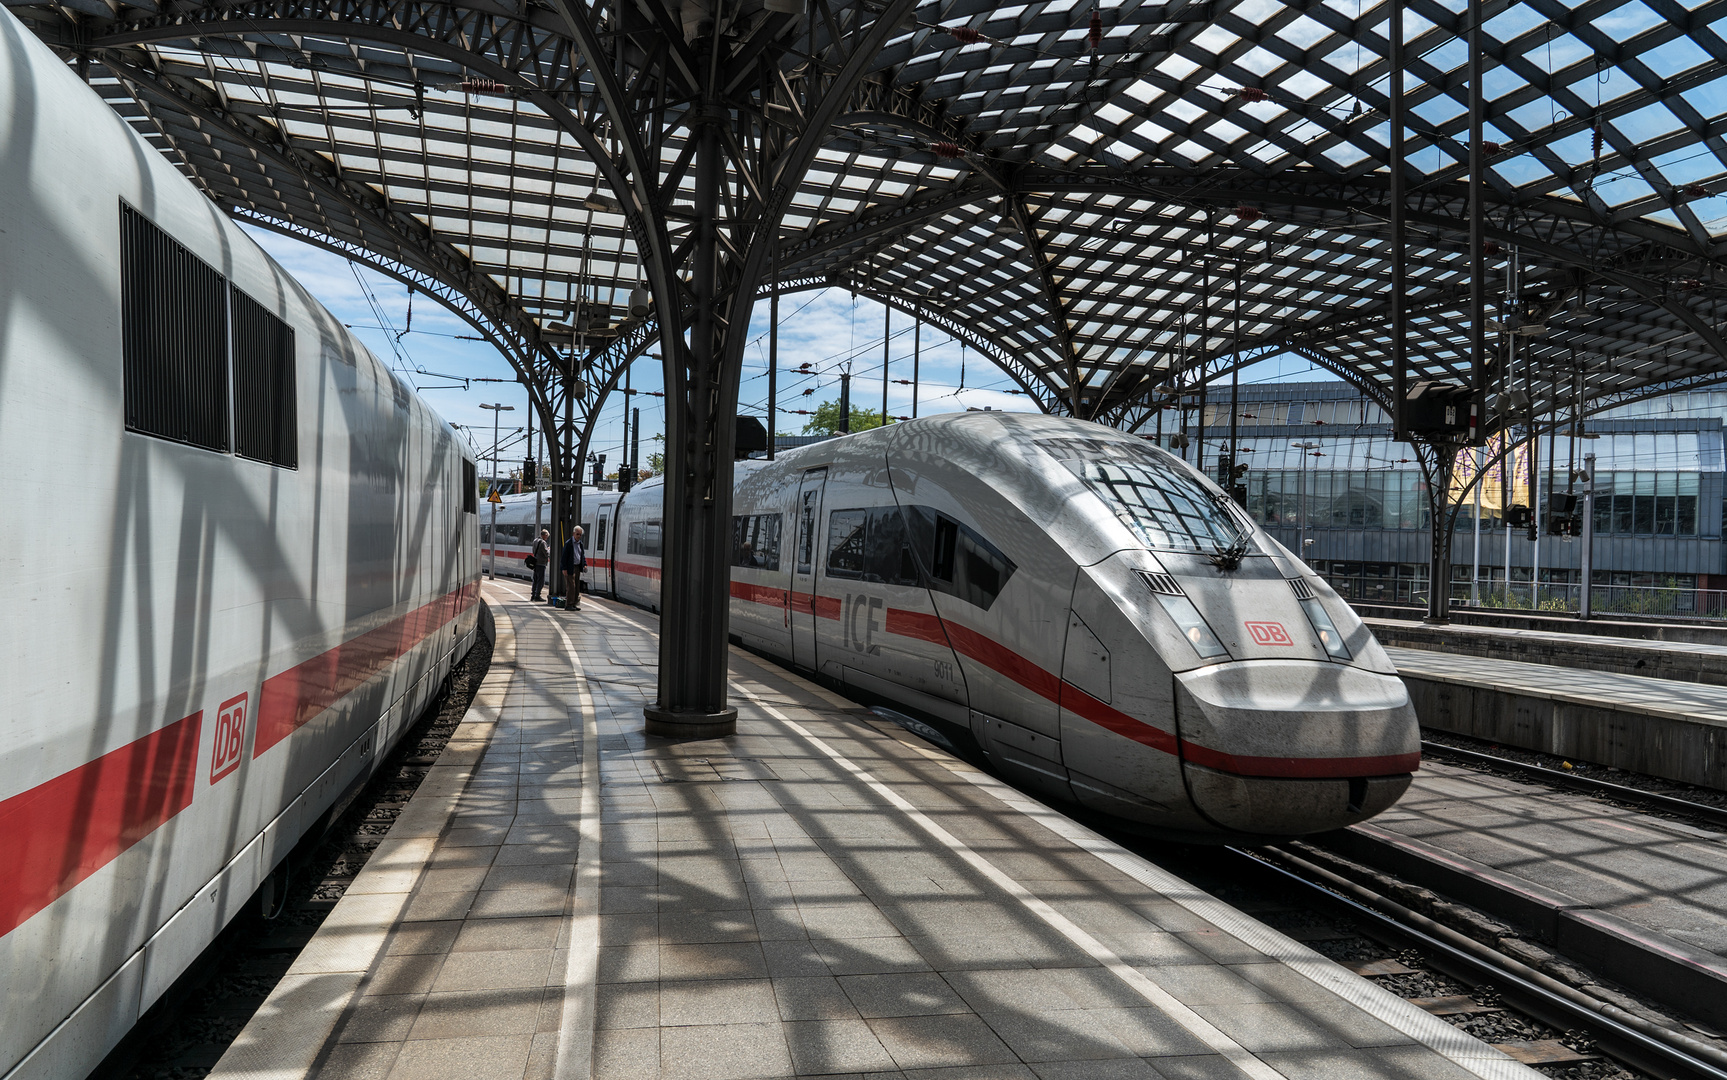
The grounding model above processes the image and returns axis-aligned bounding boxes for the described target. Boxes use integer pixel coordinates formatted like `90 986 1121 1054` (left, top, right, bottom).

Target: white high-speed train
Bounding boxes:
554 413 1419 841
1 11 481 1080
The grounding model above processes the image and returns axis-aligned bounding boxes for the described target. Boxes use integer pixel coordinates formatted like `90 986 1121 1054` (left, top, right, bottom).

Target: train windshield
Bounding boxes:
1037 437 1255 557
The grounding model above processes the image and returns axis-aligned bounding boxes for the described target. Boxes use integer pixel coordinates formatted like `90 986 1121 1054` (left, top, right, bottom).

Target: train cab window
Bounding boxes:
1037 436 1254 558
230 286 297 468
462 460 477 513
732 514 782 570
120 204 229 453
825 507 925 588
903 506 1015 610
596 513 608 552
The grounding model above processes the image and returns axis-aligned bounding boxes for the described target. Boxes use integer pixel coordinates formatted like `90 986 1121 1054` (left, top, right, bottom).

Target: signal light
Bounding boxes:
523 457 536 487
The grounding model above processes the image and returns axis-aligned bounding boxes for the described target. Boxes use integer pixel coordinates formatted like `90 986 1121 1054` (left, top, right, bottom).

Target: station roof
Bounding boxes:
8 0 1727 430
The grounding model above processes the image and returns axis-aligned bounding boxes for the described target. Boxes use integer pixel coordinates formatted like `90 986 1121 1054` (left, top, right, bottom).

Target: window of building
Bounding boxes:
230 286 297 468
732 513 783 570
120 203 230 452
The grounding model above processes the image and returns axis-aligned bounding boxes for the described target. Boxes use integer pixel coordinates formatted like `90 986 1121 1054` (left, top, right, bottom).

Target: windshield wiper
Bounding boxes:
1206 493 1253 572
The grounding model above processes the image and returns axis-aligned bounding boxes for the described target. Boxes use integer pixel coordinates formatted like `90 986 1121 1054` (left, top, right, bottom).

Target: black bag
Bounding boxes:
523 555 537 570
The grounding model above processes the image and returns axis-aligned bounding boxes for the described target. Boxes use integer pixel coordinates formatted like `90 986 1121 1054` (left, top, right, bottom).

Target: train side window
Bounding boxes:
628 521 663 557
931 518 958 581
825 511 869 577
596 514 608 552
462 460 477 513
796 490 818 574
481 524 491 543
824 508 920 586
230 285 297 468
731 514 781 570
581 522 592 549
120 203 229 453
904 505 1016 611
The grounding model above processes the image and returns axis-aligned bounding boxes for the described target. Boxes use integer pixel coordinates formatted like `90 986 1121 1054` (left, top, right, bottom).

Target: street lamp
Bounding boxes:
1290 440 1323 560
479 403 515 578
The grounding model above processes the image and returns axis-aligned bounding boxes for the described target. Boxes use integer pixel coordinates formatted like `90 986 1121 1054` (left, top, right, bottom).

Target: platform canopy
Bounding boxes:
10 0 1727 431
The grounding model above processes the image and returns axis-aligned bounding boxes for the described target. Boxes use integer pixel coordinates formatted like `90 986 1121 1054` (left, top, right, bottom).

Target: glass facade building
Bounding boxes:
1149 381 1727 608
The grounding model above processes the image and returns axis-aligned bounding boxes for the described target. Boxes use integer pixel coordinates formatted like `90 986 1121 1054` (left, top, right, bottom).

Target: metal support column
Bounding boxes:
1580 452 1596 620
645 121 737 737
1390 0 1407 440
768 284 778 460
882 305 890 423
911 319 920 418
839 371 852 433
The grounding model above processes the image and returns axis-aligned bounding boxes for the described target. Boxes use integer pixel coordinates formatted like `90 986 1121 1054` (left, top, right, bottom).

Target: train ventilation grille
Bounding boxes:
1287 577 1316 601
1136 570 1183 596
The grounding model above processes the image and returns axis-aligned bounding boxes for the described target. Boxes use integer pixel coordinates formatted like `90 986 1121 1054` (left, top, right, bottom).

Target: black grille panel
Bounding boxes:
1136 570 1183 596
1288 577 1316 601
121 204 228 452
231 286 297 468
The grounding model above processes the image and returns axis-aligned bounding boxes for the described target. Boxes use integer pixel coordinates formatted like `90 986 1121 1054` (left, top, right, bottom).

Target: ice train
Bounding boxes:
487 413 1421 840
1 10 481 1079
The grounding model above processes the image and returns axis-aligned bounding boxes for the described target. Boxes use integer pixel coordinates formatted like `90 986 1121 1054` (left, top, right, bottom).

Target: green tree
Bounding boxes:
802 399 888 435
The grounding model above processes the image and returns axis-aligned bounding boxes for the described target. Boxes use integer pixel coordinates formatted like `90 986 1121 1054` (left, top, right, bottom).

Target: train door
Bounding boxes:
594 506 611 595
789 468 827 670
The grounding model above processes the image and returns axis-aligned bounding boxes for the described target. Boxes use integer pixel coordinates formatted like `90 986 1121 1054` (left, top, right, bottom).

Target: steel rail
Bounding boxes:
1228 845 1727 1080
1420 739 1727 831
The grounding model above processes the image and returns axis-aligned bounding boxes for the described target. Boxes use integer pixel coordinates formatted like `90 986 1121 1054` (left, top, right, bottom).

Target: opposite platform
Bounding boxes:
208 585 1541 1080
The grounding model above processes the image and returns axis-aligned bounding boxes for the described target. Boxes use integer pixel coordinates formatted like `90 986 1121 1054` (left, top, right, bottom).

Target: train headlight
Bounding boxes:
1298 597 1353 660
1152 593 1229 660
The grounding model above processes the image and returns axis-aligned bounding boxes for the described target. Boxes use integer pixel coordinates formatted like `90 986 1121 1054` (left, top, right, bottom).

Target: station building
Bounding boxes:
1170 380 1727 609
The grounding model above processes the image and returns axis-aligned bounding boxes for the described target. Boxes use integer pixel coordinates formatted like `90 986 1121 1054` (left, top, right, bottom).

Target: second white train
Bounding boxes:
487 412 1420 840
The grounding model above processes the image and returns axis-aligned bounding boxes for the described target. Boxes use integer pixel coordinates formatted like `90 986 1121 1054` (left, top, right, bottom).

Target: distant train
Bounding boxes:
1 11 480 1080
490 413 1420 842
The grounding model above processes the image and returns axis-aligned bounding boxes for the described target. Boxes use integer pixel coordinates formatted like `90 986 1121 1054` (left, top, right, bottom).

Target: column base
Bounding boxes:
644 705 738 739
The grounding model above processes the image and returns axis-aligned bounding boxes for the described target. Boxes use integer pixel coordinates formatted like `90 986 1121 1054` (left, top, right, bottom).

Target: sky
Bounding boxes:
242 225 1339 475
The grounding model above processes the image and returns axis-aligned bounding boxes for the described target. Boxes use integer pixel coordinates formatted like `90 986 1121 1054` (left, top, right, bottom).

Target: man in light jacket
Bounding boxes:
560 527 586 610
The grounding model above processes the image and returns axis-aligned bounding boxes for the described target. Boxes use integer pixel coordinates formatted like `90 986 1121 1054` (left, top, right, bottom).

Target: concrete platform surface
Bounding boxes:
1370 618 1727 685
1324 762 1727 1028
207 585 1540 1080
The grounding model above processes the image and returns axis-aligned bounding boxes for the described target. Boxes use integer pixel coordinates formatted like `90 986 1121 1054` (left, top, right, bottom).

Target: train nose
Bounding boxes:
1173 660 1420 836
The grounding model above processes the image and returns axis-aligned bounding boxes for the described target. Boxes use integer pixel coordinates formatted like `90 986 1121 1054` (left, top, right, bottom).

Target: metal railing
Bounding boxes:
1335 575 1727 619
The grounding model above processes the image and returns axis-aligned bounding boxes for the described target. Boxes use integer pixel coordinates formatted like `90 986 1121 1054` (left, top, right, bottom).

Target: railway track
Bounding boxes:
91 632 494 1080
1120 836 1721 1080
1419 736 1727 831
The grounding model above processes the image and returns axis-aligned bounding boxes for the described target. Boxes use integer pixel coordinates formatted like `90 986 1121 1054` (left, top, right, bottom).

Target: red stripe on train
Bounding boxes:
254 581 480 758
732 588 1412 778
0 711 203 937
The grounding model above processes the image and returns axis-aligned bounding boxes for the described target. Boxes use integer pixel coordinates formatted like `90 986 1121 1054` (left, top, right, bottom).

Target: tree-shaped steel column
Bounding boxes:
553 0 920 735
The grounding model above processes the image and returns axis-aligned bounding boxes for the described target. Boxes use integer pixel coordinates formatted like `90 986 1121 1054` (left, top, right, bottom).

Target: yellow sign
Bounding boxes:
487 489 503 503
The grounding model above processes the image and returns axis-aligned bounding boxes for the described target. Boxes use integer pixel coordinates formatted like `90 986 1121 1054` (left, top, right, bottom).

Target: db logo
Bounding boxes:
1245 621 1294 646
210 692 250 784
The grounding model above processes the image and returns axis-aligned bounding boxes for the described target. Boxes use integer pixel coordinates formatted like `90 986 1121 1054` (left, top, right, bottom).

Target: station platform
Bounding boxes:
1325 760 1727 1029
1384 645 1727 792
207 584 1539 1080
1368 617 1727 686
